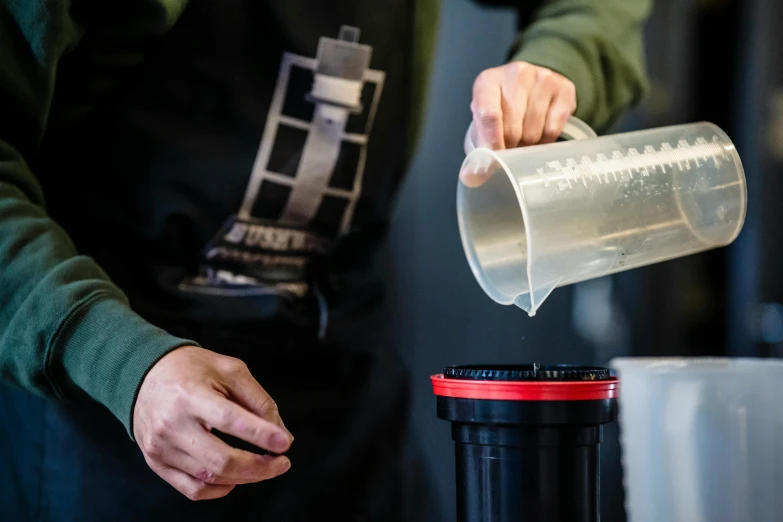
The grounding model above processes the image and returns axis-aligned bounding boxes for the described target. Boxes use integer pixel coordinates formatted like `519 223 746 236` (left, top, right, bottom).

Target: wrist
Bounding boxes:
54 293 200 438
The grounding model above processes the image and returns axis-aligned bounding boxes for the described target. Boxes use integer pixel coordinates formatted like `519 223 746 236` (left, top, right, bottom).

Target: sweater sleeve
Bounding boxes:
509 0 652 133
0 0 198 438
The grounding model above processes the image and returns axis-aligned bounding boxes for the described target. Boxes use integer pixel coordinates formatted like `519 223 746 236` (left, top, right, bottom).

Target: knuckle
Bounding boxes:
208 452 232 475
256 395 279 416
233 358 249 372
477 109 502 126
223 356 248 374
145 437 164 459
151 415 173 439
475 67 496 85
510 61 529 76
215 406 234 428
150 421 165 439
196 467 218 484
240 420 262 442
536 66 552 80
217 455 235 475
160 412 175 431
172 384 192 409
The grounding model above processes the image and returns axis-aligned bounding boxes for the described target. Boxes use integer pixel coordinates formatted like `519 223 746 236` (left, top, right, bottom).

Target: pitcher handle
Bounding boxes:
463 115 598 155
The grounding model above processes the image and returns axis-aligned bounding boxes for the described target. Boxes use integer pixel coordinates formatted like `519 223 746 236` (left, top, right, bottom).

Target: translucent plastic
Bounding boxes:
610 357 783 522
458 122 747 316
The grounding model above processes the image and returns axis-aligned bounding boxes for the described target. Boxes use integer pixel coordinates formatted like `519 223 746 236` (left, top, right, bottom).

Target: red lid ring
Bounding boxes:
431 374 618 402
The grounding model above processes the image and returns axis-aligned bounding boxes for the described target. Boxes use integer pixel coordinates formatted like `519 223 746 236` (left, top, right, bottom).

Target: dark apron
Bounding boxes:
1 0 439 519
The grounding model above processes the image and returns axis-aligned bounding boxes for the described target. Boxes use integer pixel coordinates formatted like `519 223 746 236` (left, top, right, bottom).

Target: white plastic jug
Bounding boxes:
610 357 783 522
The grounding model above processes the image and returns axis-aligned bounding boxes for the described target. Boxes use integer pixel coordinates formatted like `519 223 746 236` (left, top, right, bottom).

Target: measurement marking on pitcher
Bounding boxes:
644 146 655 175
537 137 730 192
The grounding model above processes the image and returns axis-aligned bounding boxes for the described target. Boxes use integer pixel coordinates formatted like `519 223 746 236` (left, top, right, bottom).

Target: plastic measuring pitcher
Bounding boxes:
610 357 783 522
458 119 747 316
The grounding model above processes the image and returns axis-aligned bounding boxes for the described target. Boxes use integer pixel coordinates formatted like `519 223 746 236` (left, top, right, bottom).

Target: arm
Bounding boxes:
466 0 651 165
0 0 195 437
0 1 292 499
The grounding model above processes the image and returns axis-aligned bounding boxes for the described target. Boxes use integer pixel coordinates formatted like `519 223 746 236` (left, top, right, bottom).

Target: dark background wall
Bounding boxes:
386 0 783 520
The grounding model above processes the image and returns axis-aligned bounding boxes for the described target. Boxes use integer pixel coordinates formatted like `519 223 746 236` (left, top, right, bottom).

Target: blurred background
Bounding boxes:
386 0 783 520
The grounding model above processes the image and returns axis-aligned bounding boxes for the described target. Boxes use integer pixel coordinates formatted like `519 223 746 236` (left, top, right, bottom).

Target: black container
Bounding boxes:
431 364 618 522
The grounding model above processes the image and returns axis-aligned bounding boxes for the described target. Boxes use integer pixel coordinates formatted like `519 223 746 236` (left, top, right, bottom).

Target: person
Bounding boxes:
0 0 650 520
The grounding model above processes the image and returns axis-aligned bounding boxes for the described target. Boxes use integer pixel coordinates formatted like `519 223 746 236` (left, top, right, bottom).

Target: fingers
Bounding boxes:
166 431 291 485
542 84 577 144
468 63 578 154
133 347 295 502
519 69 558 146
501 62 537 149
471 71 504 149
198 393 293 455
218 358 286 428
150 461 236 501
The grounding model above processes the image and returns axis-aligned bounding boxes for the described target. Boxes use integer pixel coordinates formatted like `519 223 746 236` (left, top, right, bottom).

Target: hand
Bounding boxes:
133 346 293 501
462 62 577 188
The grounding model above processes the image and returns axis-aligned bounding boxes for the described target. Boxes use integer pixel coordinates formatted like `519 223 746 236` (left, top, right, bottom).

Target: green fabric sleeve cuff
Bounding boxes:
55 292 199 439
509 35 597 127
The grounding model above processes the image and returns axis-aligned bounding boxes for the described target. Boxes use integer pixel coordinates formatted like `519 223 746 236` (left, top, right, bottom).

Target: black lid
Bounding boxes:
443 364 610 382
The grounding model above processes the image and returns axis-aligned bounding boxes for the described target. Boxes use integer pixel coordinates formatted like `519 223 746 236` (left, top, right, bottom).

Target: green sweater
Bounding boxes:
0 0 650 437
